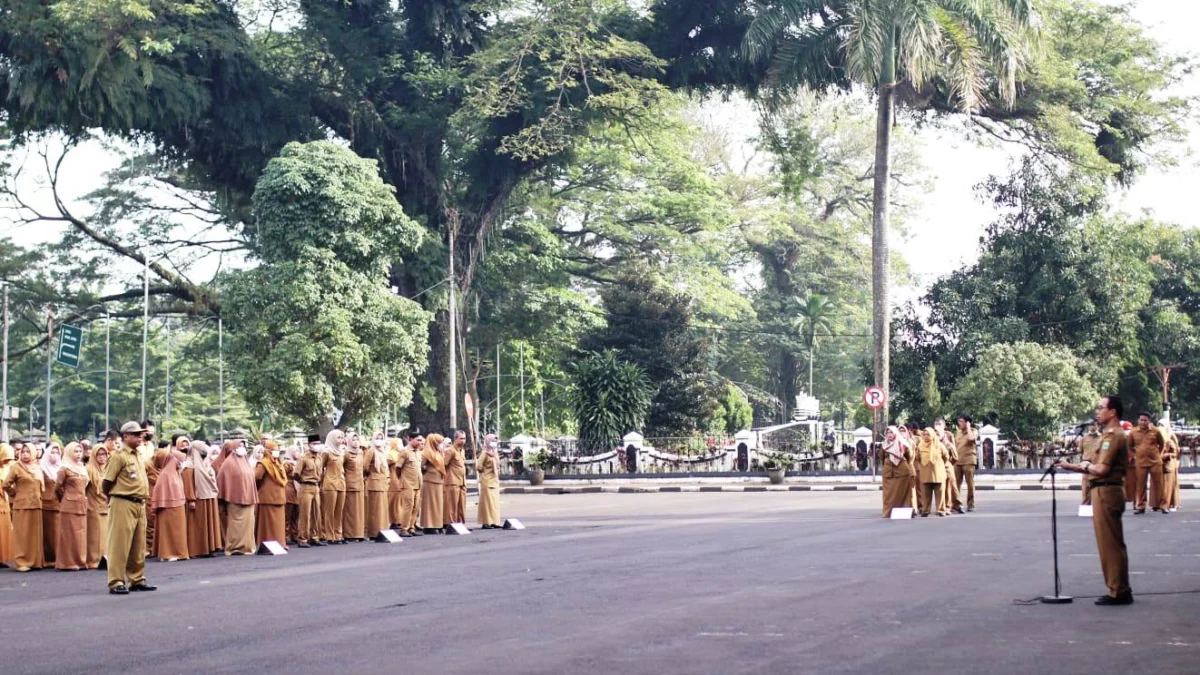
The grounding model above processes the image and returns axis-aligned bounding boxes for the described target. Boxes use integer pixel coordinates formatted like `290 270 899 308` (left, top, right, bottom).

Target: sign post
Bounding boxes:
56 324 83 368
863 387 887 481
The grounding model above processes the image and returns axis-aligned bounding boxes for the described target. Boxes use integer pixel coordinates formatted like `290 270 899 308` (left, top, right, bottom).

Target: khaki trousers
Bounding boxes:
319 489 346 542
1134 464 1166 511
921 483 942 516
106 497 147 590
942 467 958 513
399 487 418 531
1081 474 1092 505
955 464 976 510
297 485 321 543
1092 485 1131 598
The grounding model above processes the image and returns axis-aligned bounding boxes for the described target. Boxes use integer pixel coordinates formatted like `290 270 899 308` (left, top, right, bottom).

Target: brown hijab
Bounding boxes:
259 440 288 486
216 440 258 506
422 434 446 478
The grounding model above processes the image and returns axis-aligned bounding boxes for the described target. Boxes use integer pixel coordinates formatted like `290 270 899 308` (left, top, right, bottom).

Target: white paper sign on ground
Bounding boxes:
1078 505 1094 518
378 529 402 543
447 523 471 535
259 540 288 555
889 508 914 520
503 518 525 530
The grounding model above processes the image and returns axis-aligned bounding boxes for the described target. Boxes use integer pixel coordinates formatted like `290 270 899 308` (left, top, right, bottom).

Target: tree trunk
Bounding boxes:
809 345 815 398
871 28 897 442
780 350 799 422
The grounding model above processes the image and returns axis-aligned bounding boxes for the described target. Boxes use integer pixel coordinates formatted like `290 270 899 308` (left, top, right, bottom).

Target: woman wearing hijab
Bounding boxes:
917 428 948 517
341 433 366 542
85 443 111 569
254 440 289 549
183 440 224 557
419 434 447 534
364 435 391 539
1160 423 1181 512
0 443 15 565
216 440 258 555
3 444 45 571
55 442 89 570
477 434 502 529
151 435 190 561
40 443 62 564
319 430 347 545
881 426 914 518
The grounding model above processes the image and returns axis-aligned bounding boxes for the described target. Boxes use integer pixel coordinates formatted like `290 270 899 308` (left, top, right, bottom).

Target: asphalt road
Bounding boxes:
2 492 1197 675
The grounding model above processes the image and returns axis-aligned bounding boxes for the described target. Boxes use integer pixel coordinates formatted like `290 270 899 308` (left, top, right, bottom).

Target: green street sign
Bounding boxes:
56 324 83 368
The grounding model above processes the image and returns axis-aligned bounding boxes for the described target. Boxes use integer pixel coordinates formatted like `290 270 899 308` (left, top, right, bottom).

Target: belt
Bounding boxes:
301 481 319 486
1089 481 1122 488
111 494 144 504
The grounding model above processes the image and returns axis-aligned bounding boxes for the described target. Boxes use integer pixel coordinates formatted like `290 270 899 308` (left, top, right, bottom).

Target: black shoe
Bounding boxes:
129 582 157 592
312 541 326 547
109 584 130 595
953 508 965 514
1095 594 1134 606
920 513 929 518
298 542 311 548
1134 509 1146 515
410 530 423 537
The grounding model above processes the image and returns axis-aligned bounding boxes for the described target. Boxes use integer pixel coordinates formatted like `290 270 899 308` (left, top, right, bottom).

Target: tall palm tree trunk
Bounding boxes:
871 27 896 441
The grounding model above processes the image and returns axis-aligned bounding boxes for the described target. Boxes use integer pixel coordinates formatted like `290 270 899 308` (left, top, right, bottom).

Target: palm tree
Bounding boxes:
743 1 1038 435
795 292 835 398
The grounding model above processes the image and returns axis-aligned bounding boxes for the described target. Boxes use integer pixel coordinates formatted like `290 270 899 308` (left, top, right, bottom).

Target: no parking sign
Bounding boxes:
863 386 887 410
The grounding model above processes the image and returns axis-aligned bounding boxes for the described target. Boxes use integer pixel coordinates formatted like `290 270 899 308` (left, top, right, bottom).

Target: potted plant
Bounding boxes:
761 453 790 485
527 449 553 485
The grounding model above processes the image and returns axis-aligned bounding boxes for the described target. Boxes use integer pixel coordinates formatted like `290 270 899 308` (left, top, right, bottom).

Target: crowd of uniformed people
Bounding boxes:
0 421 504 594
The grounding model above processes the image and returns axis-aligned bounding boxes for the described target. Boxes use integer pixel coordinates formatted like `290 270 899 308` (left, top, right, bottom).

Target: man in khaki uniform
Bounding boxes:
1129 413 1167 514
935 419 959 515
1057 395 1133 605
954 417 978 512
293 435 324 547
398 430 424 536
443 430 468 527
101 421 156 595
1079 421 1101 505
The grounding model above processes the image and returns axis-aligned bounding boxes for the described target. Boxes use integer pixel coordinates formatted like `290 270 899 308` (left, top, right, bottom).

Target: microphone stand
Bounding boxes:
1040 465 1073 604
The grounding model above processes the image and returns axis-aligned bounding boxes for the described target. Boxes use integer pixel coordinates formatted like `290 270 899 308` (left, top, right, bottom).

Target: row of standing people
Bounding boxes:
1079 414 1182 513
881 417 978 518
0 423 504 578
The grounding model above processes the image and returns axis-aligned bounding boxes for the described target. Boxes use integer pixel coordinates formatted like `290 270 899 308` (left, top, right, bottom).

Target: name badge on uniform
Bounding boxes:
1101 441 1110 451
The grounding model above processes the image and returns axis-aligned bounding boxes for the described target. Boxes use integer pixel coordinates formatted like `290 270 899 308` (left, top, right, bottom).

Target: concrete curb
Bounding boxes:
500 484 1199 495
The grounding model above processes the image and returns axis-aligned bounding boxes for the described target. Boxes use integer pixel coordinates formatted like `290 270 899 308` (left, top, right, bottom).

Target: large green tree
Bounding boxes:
949 342 1098 441
222 141 430 432
743 0 1039 436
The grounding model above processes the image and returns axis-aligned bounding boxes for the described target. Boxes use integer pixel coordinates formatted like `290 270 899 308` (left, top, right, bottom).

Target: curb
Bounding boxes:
500 484 1199 495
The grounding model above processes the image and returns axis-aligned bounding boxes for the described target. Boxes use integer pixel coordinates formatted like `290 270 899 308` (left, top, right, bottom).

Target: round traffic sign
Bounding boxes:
863 386 887 410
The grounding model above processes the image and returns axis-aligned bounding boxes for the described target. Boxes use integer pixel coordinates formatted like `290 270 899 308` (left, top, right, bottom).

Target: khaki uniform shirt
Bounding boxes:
1079 433 1101 463
1129 427 1164 468
104 443 150 499
445 447 466 487
1096 428 1130 482
294 452 323 486
955 429 977 466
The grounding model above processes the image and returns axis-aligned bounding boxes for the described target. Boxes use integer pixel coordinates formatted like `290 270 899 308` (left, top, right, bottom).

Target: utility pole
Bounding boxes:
448 219 458 431
495 343 501 438
1150 364 1185 420
519 343 525 431
141 250 149 422
1 285 8 442
104 309 111 432
218 316 225 441
165 316 171 421
46 306 54 442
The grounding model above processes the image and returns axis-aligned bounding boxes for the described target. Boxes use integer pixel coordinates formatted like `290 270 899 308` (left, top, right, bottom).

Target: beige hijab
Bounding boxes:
60 442 90 485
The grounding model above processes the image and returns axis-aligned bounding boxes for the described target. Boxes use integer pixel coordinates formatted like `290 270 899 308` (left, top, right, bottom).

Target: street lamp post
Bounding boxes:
46 305 54 442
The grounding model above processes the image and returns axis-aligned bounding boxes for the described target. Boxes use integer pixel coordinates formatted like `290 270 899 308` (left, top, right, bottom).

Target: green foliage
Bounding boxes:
949 342 1098 441
582 269 719 436
251 141 423 269
223 142 431 429
569 350 651 455
919 364 942 426
715 384 754 434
